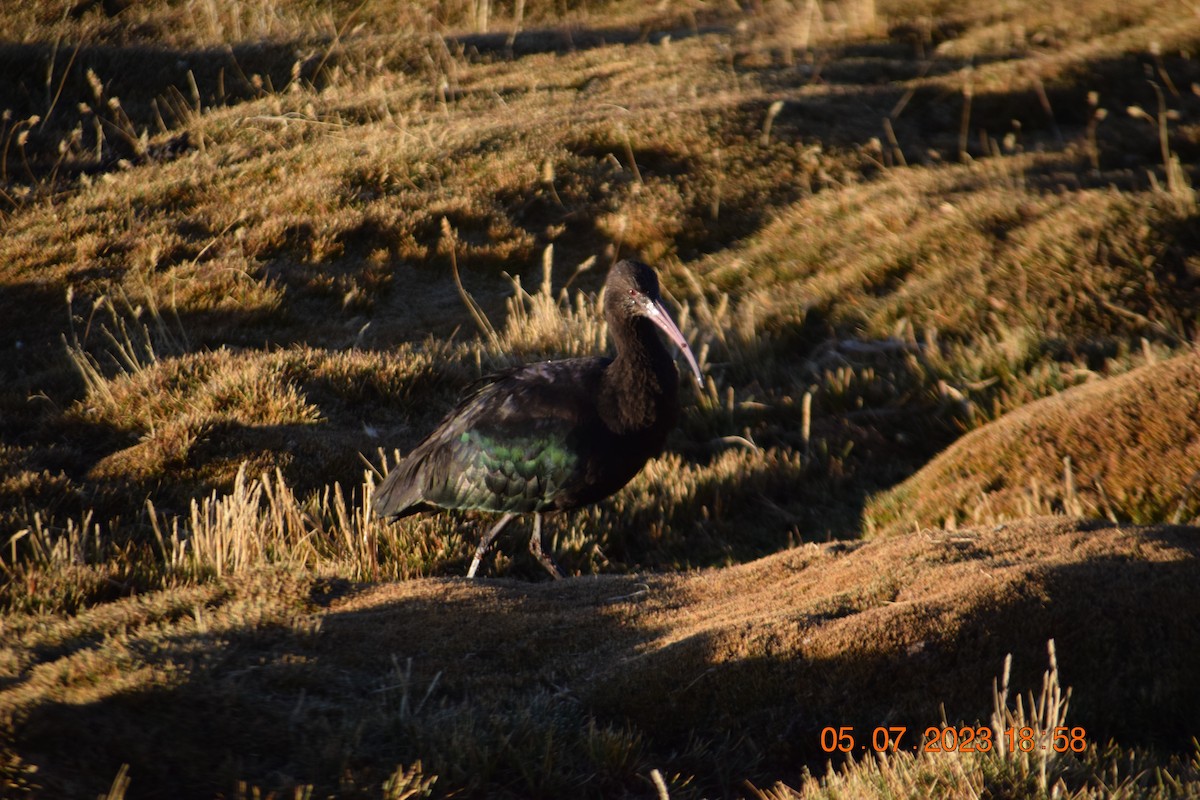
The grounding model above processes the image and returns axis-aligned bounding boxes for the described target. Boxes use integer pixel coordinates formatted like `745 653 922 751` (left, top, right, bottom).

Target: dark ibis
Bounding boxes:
372 259 703 578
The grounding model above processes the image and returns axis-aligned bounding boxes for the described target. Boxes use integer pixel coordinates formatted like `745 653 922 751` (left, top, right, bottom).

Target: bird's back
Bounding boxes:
372 357 615 519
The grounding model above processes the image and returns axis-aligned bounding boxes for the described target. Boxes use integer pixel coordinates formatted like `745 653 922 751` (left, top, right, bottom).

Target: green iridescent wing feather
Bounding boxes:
372 358 608 517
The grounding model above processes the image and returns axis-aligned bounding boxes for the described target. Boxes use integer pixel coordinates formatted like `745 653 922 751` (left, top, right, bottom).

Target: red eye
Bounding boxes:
628 289 636 296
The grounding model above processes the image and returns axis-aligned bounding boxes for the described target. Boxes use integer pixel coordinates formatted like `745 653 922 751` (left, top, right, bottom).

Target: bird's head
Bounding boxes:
605 260 703 388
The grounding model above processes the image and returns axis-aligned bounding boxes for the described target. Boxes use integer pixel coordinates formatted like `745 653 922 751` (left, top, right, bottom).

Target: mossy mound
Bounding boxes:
865 351 1200 535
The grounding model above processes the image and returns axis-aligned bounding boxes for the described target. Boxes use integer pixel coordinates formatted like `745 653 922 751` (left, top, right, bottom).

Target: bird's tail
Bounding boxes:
371 457 428 519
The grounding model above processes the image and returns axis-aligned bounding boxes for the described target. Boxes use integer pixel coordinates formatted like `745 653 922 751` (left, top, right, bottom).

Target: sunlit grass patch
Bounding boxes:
864 350 1200 536
147 463 467 583
2 0 1200 794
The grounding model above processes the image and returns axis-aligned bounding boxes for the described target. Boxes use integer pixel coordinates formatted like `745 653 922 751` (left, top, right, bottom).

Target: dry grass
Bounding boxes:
1 0 1200 795
4 518 1199 797
865 350 1200 535
761 639 1184 800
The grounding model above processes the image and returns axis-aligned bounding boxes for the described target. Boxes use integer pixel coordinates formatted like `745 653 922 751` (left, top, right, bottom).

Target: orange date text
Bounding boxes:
819 725 1088 754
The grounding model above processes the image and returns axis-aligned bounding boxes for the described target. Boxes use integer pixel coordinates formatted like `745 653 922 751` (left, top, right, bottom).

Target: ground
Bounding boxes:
1 0 1199 797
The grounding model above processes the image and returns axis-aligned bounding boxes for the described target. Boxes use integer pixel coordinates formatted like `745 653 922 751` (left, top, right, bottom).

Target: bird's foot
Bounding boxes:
467 512 516 578
528 514 563 579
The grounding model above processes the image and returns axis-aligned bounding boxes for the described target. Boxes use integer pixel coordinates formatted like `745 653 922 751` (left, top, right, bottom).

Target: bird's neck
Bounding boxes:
601 317 679 433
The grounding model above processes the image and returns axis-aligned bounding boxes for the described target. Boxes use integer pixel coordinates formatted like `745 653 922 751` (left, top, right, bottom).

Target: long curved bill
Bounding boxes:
643 297 705 388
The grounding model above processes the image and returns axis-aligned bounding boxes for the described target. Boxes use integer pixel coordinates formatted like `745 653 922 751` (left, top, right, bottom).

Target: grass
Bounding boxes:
763 640 1200 800
5 518 1200 798
1 0 1199 795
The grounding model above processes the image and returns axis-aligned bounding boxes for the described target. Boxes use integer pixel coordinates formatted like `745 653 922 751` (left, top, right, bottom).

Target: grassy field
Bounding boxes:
1 0 1199 796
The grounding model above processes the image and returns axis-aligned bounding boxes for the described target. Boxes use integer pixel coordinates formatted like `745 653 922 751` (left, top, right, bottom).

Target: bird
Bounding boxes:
372 259 703 578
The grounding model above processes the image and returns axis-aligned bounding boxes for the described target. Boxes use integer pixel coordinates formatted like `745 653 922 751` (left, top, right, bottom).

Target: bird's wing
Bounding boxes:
372 358 610 518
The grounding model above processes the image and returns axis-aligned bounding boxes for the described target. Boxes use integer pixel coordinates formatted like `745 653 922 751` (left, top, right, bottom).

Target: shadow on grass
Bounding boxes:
589 530 1200 780
451 22 728 58
9 573 668 799
731 42 1200 167
10 523 1200 797
0 39 333 181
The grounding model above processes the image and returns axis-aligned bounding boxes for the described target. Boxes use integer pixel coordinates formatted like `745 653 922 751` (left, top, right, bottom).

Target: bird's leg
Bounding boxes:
468 513 516 578
528 513 563 579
